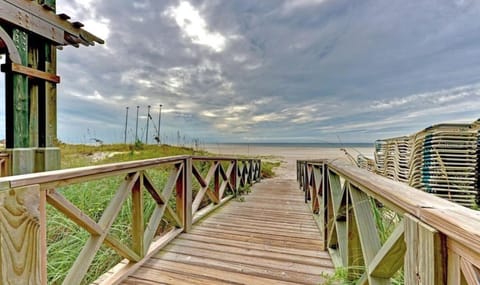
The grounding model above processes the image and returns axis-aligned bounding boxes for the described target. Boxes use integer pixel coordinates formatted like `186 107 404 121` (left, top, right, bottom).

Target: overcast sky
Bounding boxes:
6 0 480 144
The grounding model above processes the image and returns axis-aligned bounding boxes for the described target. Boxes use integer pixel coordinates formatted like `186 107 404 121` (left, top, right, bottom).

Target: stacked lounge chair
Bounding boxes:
369 119 480 208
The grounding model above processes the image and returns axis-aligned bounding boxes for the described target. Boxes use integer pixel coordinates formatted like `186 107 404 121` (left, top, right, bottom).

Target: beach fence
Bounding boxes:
366 119 480 208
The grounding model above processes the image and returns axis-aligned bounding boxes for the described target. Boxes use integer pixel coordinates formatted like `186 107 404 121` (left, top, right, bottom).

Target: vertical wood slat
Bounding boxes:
214 163 220 202
39 189 47 285
131 172 144 257
175 159 192 233
321 163 328 250
230 160 237 196
44 44 57 147
404 214 445 285
0 185 41 284
447 249 463 285
28 39 39 148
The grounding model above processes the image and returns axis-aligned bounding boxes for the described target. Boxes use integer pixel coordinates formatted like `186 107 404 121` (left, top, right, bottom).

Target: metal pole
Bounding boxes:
124 107 129 144
157 104 163 145
135 106 139 143
145 105 151 144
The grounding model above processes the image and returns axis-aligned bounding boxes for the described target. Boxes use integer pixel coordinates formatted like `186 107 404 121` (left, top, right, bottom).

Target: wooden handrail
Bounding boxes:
0 155 261 285
297 159 480 285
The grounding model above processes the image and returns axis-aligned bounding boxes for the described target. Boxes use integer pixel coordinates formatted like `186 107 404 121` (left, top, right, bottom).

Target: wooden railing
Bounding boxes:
298 159 480 285
0 155 260 285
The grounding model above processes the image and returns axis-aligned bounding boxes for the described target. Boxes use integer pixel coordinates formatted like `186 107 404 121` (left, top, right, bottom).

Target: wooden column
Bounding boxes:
6 28 29 149
38 0 61 171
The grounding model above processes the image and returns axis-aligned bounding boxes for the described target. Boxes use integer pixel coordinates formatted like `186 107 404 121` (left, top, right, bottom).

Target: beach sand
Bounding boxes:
203 144 375 179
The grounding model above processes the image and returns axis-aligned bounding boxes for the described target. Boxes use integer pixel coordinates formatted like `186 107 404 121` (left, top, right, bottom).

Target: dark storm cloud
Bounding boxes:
55 0 480 143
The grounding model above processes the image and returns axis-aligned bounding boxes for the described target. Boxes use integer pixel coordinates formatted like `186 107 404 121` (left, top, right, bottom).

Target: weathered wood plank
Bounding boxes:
169 238 332 267
0 185 41 284
178 233 330 259
118 174 332 285
405 214 445 285
142 259 301 285
11 62 60 83
369 222 406 278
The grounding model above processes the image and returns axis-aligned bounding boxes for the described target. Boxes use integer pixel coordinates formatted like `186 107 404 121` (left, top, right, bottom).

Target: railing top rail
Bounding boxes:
0 155 196 190
324 159 480 256
0 155 260 190
192 156 259 161
297 159 328 164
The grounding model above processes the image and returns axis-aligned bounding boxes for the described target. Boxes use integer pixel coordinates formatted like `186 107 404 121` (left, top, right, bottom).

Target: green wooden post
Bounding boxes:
6 29 29 148
5 28 33 175
36 0 61 172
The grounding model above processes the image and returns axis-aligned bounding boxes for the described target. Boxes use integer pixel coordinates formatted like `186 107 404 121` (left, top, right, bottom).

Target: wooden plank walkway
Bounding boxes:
122 178 334 284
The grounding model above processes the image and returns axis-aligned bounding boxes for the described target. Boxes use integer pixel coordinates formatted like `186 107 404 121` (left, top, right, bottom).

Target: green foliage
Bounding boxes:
319 267 348 285
261 160 281 178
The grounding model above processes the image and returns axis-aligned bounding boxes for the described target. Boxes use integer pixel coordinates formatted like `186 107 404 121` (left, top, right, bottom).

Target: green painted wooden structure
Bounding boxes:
0 0 103 175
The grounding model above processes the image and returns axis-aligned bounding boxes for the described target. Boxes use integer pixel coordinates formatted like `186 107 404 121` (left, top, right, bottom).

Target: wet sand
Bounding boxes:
203 144 374 179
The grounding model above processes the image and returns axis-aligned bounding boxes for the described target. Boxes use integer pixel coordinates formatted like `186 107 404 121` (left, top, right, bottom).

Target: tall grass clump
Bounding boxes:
261 160 281 178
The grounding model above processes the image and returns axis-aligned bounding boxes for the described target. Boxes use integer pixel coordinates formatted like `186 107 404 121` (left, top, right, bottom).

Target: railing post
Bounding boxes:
0 185 43 284
231 159 238 196
321 163 328 250
303 162 310 203
214 161 220 202
404 214 445 285
131 171 144 257
183 157 192 232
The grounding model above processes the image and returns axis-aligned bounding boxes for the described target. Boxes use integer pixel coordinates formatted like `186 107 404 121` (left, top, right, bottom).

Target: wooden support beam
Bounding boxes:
349 184 389 285
369 222 406 278
9 62 60 83
0 0 103 46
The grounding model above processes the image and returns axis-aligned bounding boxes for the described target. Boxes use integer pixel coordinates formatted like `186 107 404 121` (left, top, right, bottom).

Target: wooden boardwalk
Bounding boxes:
122 178 334 284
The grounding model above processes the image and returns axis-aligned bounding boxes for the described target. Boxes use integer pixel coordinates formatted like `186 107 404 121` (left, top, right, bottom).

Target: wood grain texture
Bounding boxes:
0 185 41 284
121 177 333 284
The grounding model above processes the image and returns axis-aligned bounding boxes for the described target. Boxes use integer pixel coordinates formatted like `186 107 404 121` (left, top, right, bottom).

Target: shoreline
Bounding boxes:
203 144 375 179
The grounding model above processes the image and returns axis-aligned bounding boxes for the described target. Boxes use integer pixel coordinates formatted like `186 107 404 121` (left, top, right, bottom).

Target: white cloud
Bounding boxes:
372 83 480 109
282 0 327 13
166 1 226 52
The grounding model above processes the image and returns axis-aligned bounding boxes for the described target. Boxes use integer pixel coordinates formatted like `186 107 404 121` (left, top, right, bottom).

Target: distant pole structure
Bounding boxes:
157 104 163 145
135 106 139 142
124 107 129 144
146 105 151 144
